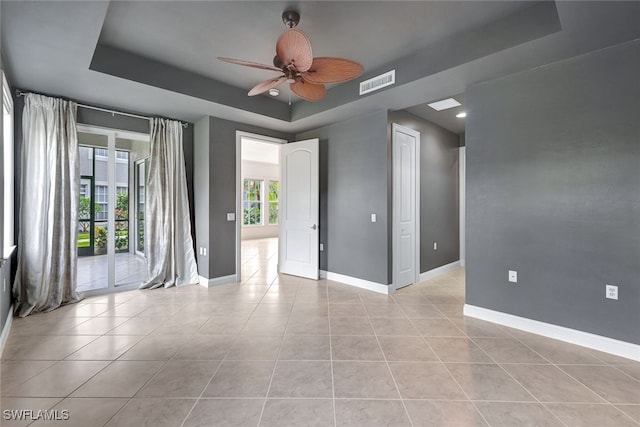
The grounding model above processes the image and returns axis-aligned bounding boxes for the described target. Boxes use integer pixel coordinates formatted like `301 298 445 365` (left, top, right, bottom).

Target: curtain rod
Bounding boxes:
15 89 189 128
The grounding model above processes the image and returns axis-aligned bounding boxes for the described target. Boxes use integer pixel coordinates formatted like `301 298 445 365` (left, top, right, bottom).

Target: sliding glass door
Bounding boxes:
76 125 150 294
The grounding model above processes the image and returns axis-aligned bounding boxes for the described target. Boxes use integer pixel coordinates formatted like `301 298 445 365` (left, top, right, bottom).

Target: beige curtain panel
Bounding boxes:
13 93 82 316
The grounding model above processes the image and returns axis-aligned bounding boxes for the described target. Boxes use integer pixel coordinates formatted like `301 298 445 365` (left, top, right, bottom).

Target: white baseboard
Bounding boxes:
419 260 461 283
198 274 237 288
320 270 391 295
464 304 640 362
0 305 14 357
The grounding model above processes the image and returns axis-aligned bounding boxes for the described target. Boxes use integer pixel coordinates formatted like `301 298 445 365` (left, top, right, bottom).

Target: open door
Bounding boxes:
279 138 319 279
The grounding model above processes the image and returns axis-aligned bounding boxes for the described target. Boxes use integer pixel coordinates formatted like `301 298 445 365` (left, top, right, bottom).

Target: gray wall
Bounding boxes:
194 116 292 279
297 110 390 285
389 111 460 273
466 40 640 344
0 3 11 334
193 117 210 278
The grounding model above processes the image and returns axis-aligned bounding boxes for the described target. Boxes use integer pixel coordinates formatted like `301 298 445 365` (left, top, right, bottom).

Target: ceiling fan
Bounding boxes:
218 10 364 102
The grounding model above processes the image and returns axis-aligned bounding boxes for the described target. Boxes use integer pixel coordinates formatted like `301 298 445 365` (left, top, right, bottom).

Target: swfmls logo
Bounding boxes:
3 409 70 421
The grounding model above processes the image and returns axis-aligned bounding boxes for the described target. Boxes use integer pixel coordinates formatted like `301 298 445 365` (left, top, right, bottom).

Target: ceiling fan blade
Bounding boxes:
248 76 286 96
290 80 326 101
302 57 364 84
276 29 313 72
217 57 282 72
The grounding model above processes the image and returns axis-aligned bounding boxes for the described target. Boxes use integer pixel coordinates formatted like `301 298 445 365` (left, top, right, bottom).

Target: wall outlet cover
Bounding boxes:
606 284 618 300
227 213 235 221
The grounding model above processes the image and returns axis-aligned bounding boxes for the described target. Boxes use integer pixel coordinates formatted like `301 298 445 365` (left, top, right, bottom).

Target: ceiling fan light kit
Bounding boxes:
218 10 363 101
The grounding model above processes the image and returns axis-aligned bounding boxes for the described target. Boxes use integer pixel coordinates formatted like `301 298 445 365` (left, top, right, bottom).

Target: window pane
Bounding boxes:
268 181 279 225
79 146 93 175
95 185 108 220
242 179 263 225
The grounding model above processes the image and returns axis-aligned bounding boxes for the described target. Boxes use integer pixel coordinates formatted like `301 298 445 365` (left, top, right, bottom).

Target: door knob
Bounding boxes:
311 224 317 230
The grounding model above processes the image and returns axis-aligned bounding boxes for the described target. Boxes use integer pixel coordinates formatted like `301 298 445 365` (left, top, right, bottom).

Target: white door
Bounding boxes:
392 124 420 289
279 138 320 279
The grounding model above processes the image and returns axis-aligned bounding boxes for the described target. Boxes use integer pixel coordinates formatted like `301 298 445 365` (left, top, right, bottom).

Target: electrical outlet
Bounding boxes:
508 270 518 283
606 284 618 300
199 247 203 255
320 243 324 251
203 247 207 256
433 242 437 250
371 213 377 223
227 213 235 221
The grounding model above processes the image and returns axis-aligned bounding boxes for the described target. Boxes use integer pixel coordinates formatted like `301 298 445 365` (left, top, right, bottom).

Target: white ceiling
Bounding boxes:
2 1 640 134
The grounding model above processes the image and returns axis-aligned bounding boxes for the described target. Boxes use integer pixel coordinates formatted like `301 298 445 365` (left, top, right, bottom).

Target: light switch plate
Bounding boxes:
508 270 518 283
371 213 377 223
227 213 235 221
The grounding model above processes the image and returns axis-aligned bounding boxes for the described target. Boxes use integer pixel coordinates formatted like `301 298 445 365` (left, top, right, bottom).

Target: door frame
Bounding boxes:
76 124 150 295
392 123 421 290
459 146 466 266
235 131 287 282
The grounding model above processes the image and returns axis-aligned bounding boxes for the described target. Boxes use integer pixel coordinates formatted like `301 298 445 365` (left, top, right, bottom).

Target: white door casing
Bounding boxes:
279 138 320 279
392 124 420 290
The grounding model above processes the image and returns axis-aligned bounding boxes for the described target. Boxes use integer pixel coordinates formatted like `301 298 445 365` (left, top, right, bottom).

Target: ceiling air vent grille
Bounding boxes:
359 70 395 95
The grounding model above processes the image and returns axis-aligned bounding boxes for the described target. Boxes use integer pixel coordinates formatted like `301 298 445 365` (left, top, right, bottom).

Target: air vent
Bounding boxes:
359 70 395 95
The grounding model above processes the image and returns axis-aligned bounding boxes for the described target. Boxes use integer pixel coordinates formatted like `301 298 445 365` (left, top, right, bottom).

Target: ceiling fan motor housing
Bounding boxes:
282 10 300 28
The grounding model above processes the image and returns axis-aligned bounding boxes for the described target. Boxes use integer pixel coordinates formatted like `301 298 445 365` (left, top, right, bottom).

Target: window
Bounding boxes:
116 151 129 160
95 185 108 220
79 183 88 199
3 72 14 250
243 179 263 225
95 148 108 158
268 181 279 225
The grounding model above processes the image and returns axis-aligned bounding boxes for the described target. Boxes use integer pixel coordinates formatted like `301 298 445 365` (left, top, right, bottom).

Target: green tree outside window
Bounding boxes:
243 179 262 225
268 181 279 225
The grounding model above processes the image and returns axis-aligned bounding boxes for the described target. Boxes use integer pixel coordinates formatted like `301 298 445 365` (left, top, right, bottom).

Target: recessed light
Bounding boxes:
456 112 467 118
268 88 280 96
427 98 461 111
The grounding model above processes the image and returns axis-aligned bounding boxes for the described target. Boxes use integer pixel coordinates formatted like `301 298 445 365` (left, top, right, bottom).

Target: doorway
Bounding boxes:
76 125 150 293
236 132 286 283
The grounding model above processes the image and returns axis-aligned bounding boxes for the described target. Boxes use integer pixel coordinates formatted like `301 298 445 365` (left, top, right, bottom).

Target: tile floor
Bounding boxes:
1 238 639 426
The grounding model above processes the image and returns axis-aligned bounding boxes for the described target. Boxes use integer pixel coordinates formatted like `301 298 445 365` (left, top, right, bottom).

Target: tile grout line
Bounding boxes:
177 358 225 427
463 334 570 427
255 276 297 427
398 294 494 427
327 279 338 427
365 293 414 427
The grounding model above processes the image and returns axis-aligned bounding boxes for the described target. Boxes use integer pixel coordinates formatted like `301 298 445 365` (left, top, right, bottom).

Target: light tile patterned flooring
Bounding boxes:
1 238 639 426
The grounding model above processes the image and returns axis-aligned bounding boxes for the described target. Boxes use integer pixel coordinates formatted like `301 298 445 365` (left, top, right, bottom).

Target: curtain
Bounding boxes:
140 118 199 289
13 94 81 317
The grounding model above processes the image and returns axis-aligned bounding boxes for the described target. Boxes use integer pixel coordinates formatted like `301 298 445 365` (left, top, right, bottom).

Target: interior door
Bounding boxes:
393 124 420 289
279 138 319 279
